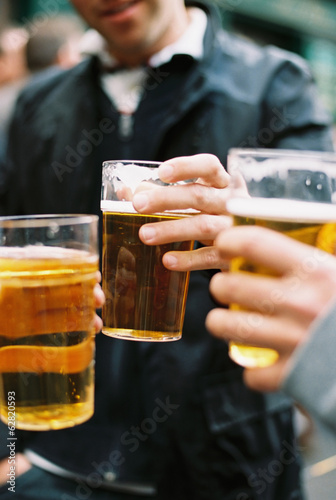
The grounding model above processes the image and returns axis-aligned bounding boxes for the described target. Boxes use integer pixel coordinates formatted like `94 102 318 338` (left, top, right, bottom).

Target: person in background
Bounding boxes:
0 14 85 198
0 26 29 160
24 14 85 74
0 1 334 498
0 15 84 157
0 26 28 87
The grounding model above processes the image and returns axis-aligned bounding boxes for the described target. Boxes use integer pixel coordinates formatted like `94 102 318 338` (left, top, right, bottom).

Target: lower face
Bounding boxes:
71 0 187 65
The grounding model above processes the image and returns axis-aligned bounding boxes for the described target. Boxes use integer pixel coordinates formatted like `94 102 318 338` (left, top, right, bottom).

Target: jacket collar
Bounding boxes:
185 0 224 56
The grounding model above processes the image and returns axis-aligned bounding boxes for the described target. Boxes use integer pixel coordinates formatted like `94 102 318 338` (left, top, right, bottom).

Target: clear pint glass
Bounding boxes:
227 149 336 368
101 160 194 341
0 214 99 430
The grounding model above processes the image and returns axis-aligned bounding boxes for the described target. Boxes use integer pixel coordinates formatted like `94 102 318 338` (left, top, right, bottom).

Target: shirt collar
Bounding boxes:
148 7 207 67
79 7 207 70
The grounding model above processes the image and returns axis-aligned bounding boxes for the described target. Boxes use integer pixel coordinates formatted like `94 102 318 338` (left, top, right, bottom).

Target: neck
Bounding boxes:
108 6 191 68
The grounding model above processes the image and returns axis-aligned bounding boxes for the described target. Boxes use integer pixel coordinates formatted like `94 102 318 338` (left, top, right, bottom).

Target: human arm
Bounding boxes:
282 303 336 433
205 225 336 430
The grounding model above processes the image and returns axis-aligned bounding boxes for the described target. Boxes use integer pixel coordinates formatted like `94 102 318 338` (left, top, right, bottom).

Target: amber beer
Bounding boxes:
102 201 193 341
227 197 336 368
0 246 98 430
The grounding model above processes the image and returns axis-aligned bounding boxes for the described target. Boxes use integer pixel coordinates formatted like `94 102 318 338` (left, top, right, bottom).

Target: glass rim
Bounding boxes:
228 148 336 161
102 160 162 168
0 214 98 228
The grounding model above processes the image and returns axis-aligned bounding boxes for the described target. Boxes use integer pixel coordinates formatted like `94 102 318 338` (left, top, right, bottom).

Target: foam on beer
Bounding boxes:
0 245 90 260
113 162 160 190
101 200 137 213
227 197 336 223
100 200 198 215
0 246 98 278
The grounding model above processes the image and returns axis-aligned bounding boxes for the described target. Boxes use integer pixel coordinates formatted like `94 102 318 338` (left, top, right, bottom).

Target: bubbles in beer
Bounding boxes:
0 246 98 430
227 197 336 368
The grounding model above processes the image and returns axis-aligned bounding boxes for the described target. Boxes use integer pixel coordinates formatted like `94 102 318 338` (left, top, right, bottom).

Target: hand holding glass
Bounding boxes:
227 149 336 368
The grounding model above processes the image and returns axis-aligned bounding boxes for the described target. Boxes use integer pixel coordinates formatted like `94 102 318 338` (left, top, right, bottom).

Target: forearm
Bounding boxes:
282 301 336 432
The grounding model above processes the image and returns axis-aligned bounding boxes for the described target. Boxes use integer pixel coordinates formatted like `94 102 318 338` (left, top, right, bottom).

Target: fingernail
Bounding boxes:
163 254 178 269
159 163 174 182
133 193 148 211
140 225 156 242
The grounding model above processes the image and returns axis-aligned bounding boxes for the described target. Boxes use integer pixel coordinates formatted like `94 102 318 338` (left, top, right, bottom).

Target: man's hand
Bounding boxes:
132 154 233 271
206 225 336 391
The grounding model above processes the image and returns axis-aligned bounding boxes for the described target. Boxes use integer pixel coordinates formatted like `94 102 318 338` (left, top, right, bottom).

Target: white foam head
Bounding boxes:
227 197 336 223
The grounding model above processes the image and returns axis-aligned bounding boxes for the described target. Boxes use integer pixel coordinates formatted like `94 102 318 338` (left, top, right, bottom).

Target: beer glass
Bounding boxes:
101 160 194 341
227 148 336 368
0 214 99 430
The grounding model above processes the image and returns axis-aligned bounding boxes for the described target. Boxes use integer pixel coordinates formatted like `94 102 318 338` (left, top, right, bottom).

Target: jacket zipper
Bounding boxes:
118 112 134 140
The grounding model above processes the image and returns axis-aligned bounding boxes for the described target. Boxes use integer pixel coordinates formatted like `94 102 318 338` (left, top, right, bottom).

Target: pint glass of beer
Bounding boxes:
101 160 194 341
227 148 336 368
0 214 99 430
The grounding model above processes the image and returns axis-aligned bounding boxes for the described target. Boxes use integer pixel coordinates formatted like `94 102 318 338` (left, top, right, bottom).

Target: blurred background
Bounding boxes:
0 0 336 498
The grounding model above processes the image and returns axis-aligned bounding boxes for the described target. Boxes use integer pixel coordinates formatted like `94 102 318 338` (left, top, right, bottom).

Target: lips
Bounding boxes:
101 1 139 16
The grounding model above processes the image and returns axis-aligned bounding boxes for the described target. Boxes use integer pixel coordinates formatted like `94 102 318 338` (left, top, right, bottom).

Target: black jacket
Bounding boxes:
0 2 334 499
